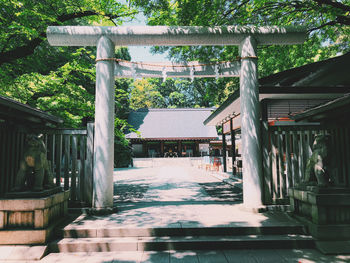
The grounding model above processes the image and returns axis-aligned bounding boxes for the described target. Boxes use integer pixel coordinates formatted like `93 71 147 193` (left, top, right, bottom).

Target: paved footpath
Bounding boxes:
5 166 350 263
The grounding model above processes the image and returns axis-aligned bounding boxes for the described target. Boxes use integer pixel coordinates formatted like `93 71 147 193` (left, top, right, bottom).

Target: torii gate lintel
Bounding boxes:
46 26 307 212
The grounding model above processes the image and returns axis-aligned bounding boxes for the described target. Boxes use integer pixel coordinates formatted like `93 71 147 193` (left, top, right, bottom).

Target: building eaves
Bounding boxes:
204 52 350 126
0 95 63 126
293 93 350 122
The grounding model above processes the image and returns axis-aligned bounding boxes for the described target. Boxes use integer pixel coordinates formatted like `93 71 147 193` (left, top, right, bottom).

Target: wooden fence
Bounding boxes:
262 122 350 205
0 123 26 196
0 123 94 207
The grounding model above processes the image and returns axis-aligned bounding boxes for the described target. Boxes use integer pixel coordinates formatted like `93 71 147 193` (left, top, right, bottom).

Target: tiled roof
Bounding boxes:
126 108 218 140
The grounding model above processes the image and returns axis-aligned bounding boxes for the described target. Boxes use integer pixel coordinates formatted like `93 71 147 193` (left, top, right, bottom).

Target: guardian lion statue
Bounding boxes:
303 134 331 187
12 134 55 192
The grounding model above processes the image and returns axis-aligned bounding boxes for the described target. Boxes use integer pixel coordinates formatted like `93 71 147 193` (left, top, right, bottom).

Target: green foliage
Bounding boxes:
114 118 134 167
2 0 349 167
0 47 132 126
0 48 94 127
132 0 350 104
130 79 166 109
0 0 137 76
128 76 237 109
0 1 138 167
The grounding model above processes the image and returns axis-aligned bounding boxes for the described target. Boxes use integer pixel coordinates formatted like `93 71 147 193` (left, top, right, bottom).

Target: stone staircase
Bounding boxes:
48 224 314 253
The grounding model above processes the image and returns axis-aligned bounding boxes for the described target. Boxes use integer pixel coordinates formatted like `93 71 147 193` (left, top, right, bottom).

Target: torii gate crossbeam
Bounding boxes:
47 26 307 213
114 61 241 79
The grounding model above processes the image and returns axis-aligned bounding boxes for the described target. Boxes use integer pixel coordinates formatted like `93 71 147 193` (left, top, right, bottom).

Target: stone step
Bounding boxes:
60 225 306 238
132 157 193 168
49 234 315 252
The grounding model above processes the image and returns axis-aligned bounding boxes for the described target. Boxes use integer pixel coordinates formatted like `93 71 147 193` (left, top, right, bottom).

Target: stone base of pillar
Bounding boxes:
88 206 117 215
289 186 350 254
239 204 267 213
0 190 69 245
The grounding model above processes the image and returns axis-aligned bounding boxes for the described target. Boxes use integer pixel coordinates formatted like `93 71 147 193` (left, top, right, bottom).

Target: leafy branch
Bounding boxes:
312 0 350 12
0 10 138 66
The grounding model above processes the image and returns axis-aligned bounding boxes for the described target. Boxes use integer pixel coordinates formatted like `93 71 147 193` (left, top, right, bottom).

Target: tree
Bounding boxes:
0 0 137 95
0 1 139 167
0 47 131 126
0 46 135 167
0 0 137 66
130 79 166 109
132 0 350 104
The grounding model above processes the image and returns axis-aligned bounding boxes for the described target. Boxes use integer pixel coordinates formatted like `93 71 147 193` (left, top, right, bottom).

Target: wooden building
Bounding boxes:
0 95 62 196
126 108 218 158
206 52 350 129
204 52 350 190
293 93 350 124
0 95 94 207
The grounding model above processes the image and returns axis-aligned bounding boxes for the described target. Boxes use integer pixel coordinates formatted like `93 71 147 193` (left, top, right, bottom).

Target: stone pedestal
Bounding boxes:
289 187 350 253
0 190 69 244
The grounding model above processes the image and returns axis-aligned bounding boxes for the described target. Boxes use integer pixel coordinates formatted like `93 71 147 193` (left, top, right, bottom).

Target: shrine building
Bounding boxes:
126 108 218 158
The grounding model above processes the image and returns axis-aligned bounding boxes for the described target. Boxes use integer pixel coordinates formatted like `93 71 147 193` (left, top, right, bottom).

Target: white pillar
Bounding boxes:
239 36 264 209
93 36 115 211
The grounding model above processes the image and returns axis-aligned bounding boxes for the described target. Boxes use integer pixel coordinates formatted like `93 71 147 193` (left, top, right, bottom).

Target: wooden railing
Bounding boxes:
262 122 350 205
0 123 94 207
0 123 26 196
41 122 94 207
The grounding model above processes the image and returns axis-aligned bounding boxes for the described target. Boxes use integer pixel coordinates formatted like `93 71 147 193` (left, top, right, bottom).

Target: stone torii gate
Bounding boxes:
47 26 307 212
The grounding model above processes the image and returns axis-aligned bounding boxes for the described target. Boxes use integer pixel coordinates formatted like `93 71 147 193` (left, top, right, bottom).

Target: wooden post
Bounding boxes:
9 130 16 189
71 135 78 201
344 127 350 186
85 122 94 207
160 141 164 157
50 135 55 175
271 131 278 202
143 141 148 157
79 135 86 204
277 130 284 198
222 124 227 173
230 118 236 175
299 131 305 183
285 130 292 190
195 141 199 157
261 121 272 204
178 141 182 157
55 134 63 187
64 135 70 191
13 130 21 190
292 131 299 185
8 129 14 191
0 127 6 194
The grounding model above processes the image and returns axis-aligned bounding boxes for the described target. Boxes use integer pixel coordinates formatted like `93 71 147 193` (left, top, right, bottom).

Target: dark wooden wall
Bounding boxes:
0 123 94 207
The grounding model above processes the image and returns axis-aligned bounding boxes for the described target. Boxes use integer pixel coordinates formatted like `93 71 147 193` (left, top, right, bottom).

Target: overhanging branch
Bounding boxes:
308 15 350 32
0 10 138 66
312 0 350 12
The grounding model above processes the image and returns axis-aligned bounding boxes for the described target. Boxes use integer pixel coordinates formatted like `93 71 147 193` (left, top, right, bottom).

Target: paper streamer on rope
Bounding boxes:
131 63 137 81
190 66 194 82
214 63 219 80
162 67 167 82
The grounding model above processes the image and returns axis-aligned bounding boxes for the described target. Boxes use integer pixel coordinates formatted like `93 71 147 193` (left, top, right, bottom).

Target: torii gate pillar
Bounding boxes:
240 36 263 209
93 36 115 211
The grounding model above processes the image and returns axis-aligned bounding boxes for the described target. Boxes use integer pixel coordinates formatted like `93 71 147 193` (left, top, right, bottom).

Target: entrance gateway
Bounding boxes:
47 25 307 212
